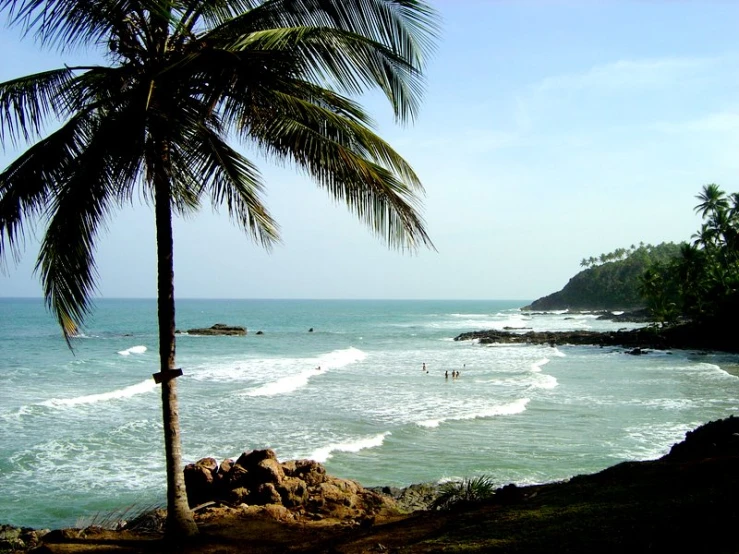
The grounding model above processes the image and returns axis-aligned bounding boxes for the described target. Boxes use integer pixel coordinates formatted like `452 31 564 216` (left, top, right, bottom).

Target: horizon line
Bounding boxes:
0 296 533 302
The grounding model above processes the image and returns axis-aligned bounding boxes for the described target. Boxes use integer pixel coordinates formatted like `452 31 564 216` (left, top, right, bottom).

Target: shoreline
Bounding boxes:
455 321 739 354
5 416 739 553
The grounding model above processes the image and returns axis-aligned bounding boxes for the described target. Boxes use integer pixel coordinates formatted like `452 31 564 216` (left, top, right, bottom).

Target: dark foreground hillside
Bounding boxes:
12 416 739 553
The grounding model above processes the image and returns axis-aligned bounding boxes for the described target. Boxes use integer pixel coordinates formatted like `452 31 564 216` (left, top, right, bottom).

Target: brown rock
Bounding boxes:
184 457 219 506
286 459 327 486
236 449 278 468
222 463 249 489
256 483 283 505
227 486 251 505
254 458 285 485
277 476 309 507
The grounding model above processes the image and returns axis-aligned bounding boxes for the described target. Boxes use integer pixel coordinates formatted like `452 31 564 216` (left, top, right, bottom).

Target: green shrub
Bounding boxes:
432 475 496 511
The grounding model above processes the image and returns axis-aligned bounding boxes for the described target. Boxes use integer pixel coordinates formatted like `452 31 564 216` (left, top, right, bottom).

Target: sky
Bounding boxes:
2 0 739 301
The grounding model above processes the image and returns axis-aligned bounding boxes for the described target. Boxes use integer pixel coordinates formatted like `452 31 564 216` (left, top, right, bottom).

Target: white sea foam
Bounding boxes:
551 347 566 357
39 379 157 408
697 362 739 380
117 345 147 356
316 346 367 369
244 368 320 397
528 373 559 390
0 404 37 422
531 358 550 372
309 432 390 463
417 398 530 428
243 347 367 397
619 421 700 461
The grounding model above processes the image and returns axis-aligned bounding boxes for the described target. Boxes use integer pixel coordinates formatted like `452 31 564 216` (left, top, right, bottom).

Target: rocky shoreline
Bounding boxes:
6 416 739 553
455 319 739 353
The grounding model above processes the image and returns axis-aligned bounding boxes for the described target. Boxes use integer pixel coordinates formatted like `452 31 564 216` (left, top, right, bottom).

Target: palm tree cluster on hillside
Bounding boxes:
0 0 438 539
580 243 654 269
639 184 739 324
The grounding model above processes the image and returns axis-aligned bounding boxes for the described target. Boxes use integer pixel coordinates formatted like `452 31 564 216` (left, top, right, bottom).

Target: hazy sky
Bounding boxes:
2 1 738 301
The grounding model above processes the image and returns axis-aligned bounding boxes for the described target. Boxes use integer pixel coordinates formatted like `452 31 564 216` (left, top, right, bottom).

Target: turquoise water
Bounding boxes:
0 298 737 529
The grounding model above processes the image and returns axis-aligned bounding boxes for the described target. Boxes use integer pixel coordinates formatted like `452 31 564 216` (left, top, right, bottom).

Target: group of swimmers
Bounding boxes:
422 362 463 378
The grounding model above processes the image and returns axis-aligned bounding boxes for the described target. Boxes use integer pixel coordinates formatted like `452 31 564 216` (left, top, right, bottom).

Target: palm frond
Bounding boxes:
0 112 94 265
248 104 432 251
33 106 144 341
0 0 173 53
223 26 424 122
219 0 439 67
265 88 421 187
170 120 280 249
174 0 260 37
0 68 77 146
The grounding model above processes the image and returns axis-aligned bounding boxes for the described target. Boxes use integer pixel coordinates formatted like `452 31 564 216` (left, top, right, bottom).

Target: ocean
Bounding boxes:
0 297 737 530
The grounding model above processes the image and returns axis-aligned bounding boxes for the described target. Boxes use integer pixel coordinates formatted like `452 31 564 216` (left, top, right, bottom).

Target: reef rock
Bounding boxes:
185 449 396 523
185 323 246 336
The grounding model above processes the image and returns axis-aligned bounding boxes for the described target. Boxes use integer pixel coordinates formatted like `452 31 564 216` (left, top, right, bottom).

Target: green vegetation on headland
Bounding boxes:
640 184 739 326
523 242 682 311
526 184 739 333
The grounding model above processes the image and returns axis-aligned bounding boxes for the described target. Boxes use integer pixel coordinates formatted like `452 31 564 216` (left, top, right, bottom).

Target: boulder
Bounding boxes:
234 449 285 487
284 459 327 486
184 457 219 507
185 451 396 523
277 476 309 507
227 486 251 505
256 482 283 505
0 524 48 551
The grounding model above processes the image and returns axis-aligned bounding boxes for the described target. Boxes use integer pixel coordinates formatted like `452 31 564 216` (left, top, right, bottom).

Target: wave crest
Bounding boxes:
417 398 530 428
117 345 147 356
309 432 390 463
39 380 157 408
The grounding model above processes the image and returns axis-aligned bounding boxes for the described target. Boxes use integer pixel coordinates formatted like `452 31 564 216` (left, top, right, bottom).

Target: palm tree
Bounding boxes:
695 183 728 219
0 0 438 539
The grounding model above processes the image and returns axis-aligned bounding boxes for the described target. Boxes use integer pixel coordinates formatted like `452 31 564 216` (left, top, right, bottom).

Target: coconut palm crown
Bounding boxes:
0 0 438 538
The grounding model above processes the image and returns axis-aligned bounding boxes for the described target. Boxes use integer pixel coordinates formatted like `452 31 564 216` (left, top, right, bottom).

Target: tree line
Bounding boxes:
639 184 739 325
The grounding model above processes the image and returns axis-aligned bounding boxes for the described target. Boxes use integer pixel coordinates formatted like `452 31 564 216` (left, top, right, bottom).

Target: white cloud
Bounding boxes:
535 55 723 92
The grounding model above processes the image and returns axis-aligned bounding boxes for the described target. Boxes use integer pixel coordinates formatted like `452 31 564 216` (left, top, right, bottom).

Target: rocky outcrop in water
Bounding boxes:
455 321 739 353
184 323 246 336
184 449 395 523
454 328 665 349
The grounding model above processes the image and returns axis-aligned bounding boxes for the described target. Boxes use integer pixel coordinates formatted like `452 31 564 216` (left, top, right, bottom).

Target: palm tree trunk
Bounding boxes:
154 164 199 539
